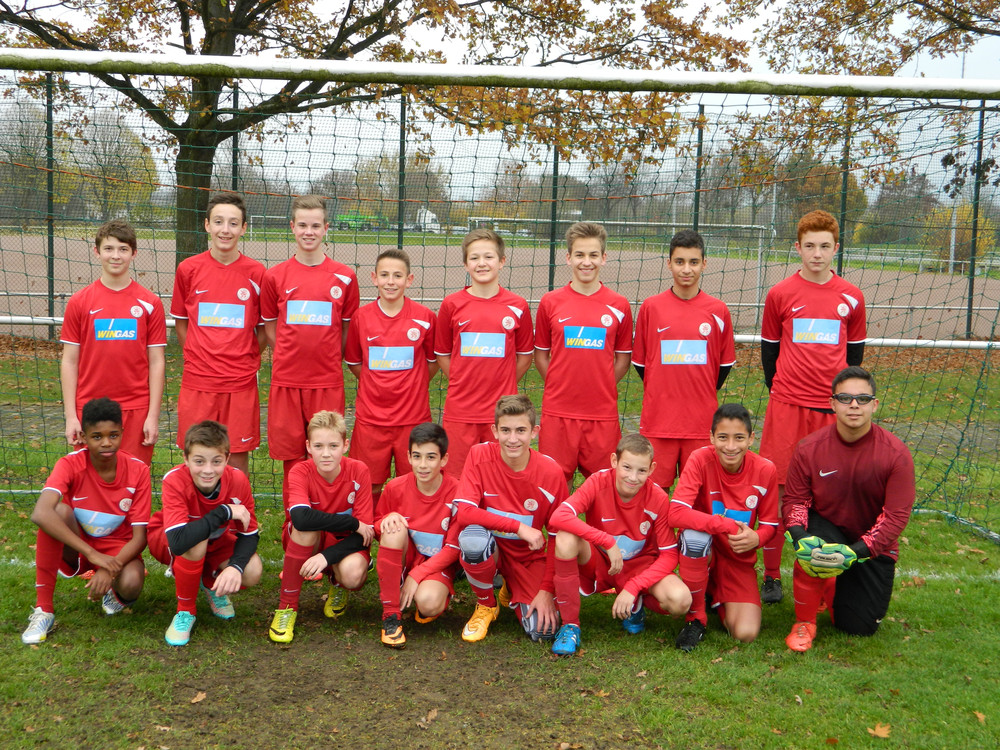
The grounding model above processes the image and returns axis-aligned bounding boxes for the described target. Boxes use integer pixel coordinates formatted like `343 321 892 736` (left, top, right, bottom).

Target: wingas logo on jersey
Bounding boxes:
563 326 607 350
659 339 708 365
286 300 332 325
486 508 533 539
409 529 445 557
792 318 840 345
613 533 646 560
94 318 138 340
460 332 506 358
197 303 246 329
711 500 752 525
73 508 125 538
369 346 415 371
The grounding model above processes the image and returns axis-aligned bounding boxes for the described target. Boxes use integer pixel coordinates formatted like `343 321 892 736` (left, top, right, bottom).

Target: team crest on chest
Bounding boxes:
347 491 356 505
441 517 450 531
407 327 420 341
237 287 250 301
130 305 143 318
331 286 343 300
837 303 849 317
699 322 711 336
745 495 758 509
639 520 651 535
601 313 613 327
502 315 516 330
523 498 538 511
118 497 132 512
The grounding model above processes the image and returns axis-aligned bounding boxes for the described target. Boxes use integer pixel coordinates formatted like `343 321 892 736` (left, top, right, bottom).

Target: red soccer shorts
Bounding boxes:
267 385 346 460
708 554 761 607
281 522 371 565
115 407 154 465
539 414 620 481
643 436 709 489
58 533 131 577
440 419 495 478
577 543 659 596
759 398 836 484
350 421 414 486
176 383 261 453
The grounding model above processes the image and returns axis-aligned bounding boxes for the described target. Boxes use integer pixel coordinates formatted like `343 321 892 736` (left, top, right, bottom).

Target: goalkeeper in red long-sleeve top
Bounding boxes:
547 434 691 656
783 366 914 652
669 404 779 652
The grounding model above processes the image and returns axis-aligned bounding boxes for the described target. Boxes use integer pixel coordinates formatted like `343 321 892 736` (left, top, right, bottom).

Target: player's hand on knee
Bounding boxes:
300 552 328 580
357 522 375 546
516 523 544 551
213 566 243 596
810 542 858 572
379 512 408 535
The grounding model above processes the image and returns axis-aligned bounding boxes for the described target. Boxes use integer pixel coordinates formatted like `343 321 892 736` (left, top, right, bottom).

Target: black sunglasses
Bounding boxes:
831 393 875 405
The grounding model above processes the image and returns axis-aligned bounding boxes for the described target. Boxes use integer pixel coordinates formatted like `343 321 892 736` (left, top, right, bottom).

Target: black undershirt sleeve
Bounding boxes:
846 342 865 367
320 533 366 566
289 506 360 534
761 340 780 390
632 363 645 382
716 364 732 391
166 506 232 556
228 532 259 573
850 539 872 560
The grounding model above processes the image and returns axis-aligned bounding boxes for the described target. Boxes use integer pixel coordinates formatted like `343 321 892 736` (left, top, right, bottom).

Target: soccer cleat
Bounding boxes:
461 603 499 642
622 605 646 635
200 582 235 619
786 621 817 652
21 607 55 645
414 608 440 624
497 580 511 610
165 611 196 647
269 608 297 643
675 620 707 652
761 576 783 604
324 585 349 619
551 623 582 656
380 614 407 649
101 588 133 616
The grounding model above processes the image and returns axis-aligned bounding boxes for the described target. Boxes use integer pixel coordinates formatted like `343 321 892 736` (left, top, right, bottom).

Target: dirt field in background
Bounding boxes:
1 233 998 340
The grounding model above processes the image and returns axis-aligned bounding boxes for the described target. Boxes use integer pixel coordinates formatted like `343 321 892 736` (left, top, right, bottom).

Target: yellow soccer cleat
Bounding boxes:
461 603 500 642
269 607 297 643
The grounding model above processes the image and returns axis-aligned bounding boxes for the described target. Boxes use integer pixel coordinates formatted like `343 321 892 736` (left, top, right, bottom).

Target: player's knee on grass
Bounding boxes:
723 603 761 643
116 558 146 600
415 582 449 618
679 529 713 559
334 552 369 590
554 530 582 560
459 525 496 564
650 574 692 617
240 554 263 587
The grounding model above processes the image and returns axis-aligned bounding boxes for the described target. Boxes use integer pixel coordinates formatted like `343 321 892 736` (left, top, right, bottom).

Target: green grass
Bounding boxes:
0 510 997 748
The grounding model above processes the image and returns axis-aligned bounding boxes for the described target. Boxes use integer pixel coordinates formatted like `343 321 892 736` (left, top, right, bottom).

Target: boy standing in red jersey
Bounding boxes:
547 434 690 656
758 210 866 604
434 229 533 476
632 229 735 491
171 193 266 474
269 411 374 644
535 222 632 487
345 249 437 500
60 220 166 465
454 395 568 643
669 404 779 652
147 420 262 647
373 423 460 649
22 398 151 644
261 196 360 502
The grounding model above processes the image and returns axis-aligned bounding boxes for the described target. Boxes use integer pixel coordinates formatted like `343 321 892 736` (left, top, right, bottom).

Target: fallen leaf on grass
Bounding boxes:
439 651 447 661
867 723 891 738
190 691 206 704
557 743 583 749
711 657 723 664
794 695 803 705
636 670 647 678
825 738 839 745
155 725 171 732
417 708 439 729
974 711 986 724
771 728 782 735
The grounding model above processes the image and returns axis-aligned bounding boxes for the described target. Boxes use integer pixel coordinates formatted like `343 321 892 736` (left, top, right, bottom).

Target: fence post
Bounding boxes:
231 83 239 192
837 99 854 277
397 94 406 251
46 73 55 340
548 146 559 291
692 104 704 232
967 100 986 339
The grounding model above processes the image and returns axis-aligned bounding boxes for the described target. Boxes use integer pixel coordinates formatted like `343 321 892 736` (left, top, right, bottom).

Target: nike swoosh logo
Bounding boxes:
71 496 87 502
367 336 380 341
709 491 720 495
484 492 499 497
195 289 209 294
558 317 572 323
241 437 253 442
792 305 806 312
285 287 298 294
601 517 616 522
819 470 837 477
89 309 103 315
458 319 471 326
657 326 670 332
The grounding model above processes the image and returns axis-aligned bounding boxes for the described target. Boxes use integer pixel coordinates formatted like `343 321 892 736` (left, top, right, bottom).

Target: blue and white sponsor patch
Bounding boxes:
613 533 646 560
659 339 707 365
368 346 414 371
73 508 125 537
409 529 444 557
792 318 840 345
93 318 137 341
460 331 506 358
197 302 245 329
711 500 752 525
563 326 606 350
486 507 533 539
286 300 332 326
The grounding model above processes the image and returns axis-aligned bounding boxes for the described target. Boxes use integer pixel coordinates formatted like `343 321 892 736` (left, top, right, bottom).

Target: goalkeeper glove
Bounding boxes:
785 532 825 564
809 542 859 573
797 559 841 579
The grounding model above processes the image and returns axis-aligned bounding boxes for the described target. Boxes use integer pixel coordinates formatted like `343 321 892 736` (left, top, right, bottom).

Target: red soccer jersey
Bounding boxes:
375 472 461 580
669 446 780 565
160 463 259 541
60 280 167 411
534 283 633 421
44 448 151 543
762 272 866 409
434 287 534 423
632 289 735 438
784 424 914 560
260 256 360 389
454 442 568 571
549 469 679 597
170 251 266 392
285 456 374 536
344 298 436 426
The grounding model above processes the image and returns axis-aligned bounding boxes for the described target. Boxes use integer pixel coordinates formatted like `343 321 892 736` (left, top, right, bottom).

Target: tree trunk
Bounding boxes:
174 139 219 266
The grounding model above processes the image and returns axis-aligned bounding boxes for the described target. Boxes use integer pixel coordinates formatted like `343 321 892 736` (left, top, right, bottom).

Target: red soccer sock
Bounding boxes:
553 556 582 626
763 520 786 579
462 556 498 607
376 545 404 617
34 528 63 612
279 539 314 611
173 555 203 614
792 560 827 624
679 553 710 626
